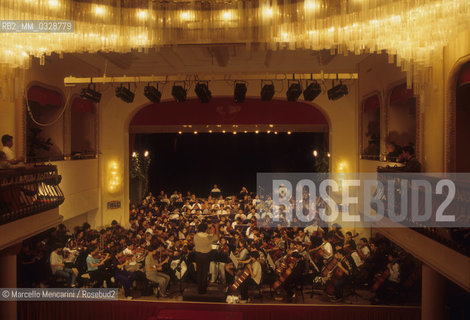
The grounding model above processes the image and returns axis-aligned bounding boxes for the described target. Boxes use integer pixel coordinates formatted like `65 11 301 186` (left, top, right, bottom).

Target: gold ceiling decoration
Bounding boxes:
0 0 469 100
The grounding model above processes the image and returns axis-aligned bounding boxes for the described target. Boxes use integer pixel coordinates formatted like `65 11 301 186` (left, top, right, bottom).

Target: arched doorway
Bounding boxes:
455 63 470 172
128 98 330 201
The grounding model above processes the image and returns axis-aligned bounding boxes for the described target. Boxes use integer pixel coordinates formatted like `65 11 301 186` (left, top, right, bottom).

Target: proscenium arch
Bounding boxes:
119 96 333 224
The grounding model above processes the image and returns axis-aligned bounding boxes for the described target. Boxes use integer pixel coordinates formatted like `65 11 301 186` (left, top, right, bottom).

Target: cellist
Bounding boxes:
325 249 352 301
237 252 263 303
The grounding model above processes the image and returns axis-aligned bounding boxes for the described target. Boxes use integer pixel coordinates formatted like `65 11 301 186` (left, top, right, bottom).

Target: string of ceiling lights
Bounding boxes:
73 72 356 104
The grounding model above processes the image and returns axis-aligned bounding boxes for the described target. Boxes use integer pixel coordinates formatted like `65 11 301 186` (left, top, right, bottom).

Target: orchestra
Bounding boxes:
18 188 421 305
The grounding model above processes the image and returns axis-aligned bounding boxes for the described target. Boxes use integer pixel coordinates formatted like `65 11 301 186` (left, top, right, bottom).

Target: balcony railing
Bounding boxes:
0 165 64 225
374 167 470 257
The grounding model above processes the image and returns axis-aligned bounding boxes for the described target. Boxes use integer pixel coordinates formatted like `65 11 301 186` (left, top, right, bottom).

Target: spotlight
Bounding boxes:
172 82 187 103
260 81 275 101
144 83 161 103
115 83 134 103
234 82 247 103
194 81 211 103
286 80 302 101
80 83 101 103
303 81 322 101
327 80 348 100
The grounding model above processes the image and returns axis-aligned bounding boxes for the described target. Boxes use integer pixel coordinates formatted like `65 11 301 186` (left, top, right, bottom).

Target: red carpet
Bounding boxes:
19 300 420 320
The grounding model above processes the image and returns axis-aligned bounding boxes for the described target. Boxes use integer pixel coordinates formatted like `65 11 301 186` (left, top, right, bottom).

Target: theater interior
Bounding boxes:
1 1 470 320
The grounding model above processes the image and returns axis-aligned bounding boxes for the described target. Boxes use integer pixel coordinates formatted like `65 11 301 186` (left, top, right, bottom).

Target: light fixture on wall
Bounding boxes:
80 83 101 103
286 80 302 101
234 81 247 103
260 80 275 101
116 83 135 103
327 80 348 101
303 81 322 101
194 81 212 103
172 82 187 103
144 83 161 103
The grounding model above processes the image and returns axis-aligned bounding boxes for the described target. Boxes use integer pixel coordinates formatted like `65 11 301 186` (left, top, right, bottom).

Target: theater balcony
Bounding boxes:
370 170 470 319
0 165 64 251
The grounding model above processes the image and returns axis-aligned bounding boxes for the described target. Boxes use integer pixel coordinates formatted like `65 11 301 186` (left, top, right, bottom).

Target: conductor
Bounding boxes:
193 222 219 294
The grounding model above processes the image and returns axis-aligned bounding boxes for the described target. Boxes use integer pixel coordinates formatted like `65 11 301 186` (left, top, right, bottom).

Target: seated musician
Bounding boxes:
309 235 333 269
372 252 401 303
358 238 371 258
50 246 77 287
86 246 112 288
210 237 230 284
326 249 352 301
294 229 311 246
113 251 137 299
145 245 171 297
327 224 345 247
279 252 303 302
238 251 263 303
225 241 250 284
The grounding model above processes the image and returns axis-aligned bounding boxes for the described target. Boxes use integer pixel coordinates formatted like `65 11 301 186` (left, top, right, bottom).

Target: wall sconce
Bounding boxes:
107 160 122 194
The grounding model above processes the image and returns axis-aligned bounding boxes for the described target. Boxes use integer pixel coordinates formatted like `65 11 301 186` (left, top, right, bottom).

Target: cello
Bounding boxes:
272 255 297 290
324 256 347 296
230 265 251 291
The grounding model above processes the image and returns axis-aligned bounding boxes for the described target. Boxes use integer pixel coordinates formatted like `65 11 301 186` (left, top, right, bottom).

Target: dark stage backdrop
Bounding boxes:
132 132 327 197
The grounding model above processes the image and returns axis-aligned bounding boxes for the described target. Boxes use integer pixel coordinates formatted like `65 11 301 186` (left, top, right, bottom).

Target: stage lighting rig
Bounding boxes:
144 83 162 103
234 81 247 103
195 81 212 103
286 80 302 101
172 82 187 103
260 80 275 101
303 81 322 101
115 83 134 103
80 83 101 103
327 80 348 101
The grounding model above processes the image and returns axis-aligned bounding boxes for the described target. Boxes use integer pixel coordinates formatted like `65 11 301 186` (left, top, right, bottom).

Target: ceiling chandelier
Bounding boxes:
0 0 469 101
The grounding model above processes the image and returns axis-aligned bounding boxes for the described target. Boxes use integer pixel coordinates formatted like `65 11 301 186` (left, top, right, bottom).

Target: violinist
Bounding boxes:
209 237 230 284
238 251 262 303
113 251 137 300
86 246 112 288
145 245 171 297
325 249 352 301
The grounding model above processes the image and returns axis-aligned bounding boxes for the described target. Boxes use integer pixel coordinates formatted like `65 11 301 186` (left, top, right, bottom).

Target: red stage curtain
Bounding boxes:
19 300 420 320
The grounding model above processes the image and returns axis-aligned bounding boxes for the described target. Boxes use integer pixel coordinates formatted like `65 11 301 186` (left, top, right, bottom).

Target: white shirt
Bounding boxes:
304 225 319 236
322 242 333 259
50 251 64 274
251 261 262 285
388 262 400 283
2 146 14 160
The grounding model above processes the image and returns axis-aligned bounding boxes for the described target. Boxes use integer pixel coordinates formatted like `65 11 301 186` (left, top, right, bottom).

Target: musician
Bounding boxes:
50 246 77 287
309 235 333 269
113 251 137 299
327 224 345 247
280 252 303 302
209 237 229 284
326 249 352 301
238 252 263 303
145 245 171 297
294 229 311 246
358 238 371 259
372 252 401 303
86 246 112 288
193 222 219 294
225 241 249 284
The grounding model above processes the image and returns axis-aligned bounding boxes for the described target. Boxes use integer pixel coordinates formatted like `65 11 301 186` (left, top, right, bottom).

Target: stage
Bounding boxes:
19 299 420 320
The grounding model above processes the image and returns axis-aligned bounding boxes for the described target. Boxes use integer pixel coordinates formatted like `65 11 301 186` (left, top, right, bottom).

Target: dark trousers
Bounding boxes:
195 252 211 294
239 277 257 300
115 271 137 297
89 268 111 288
